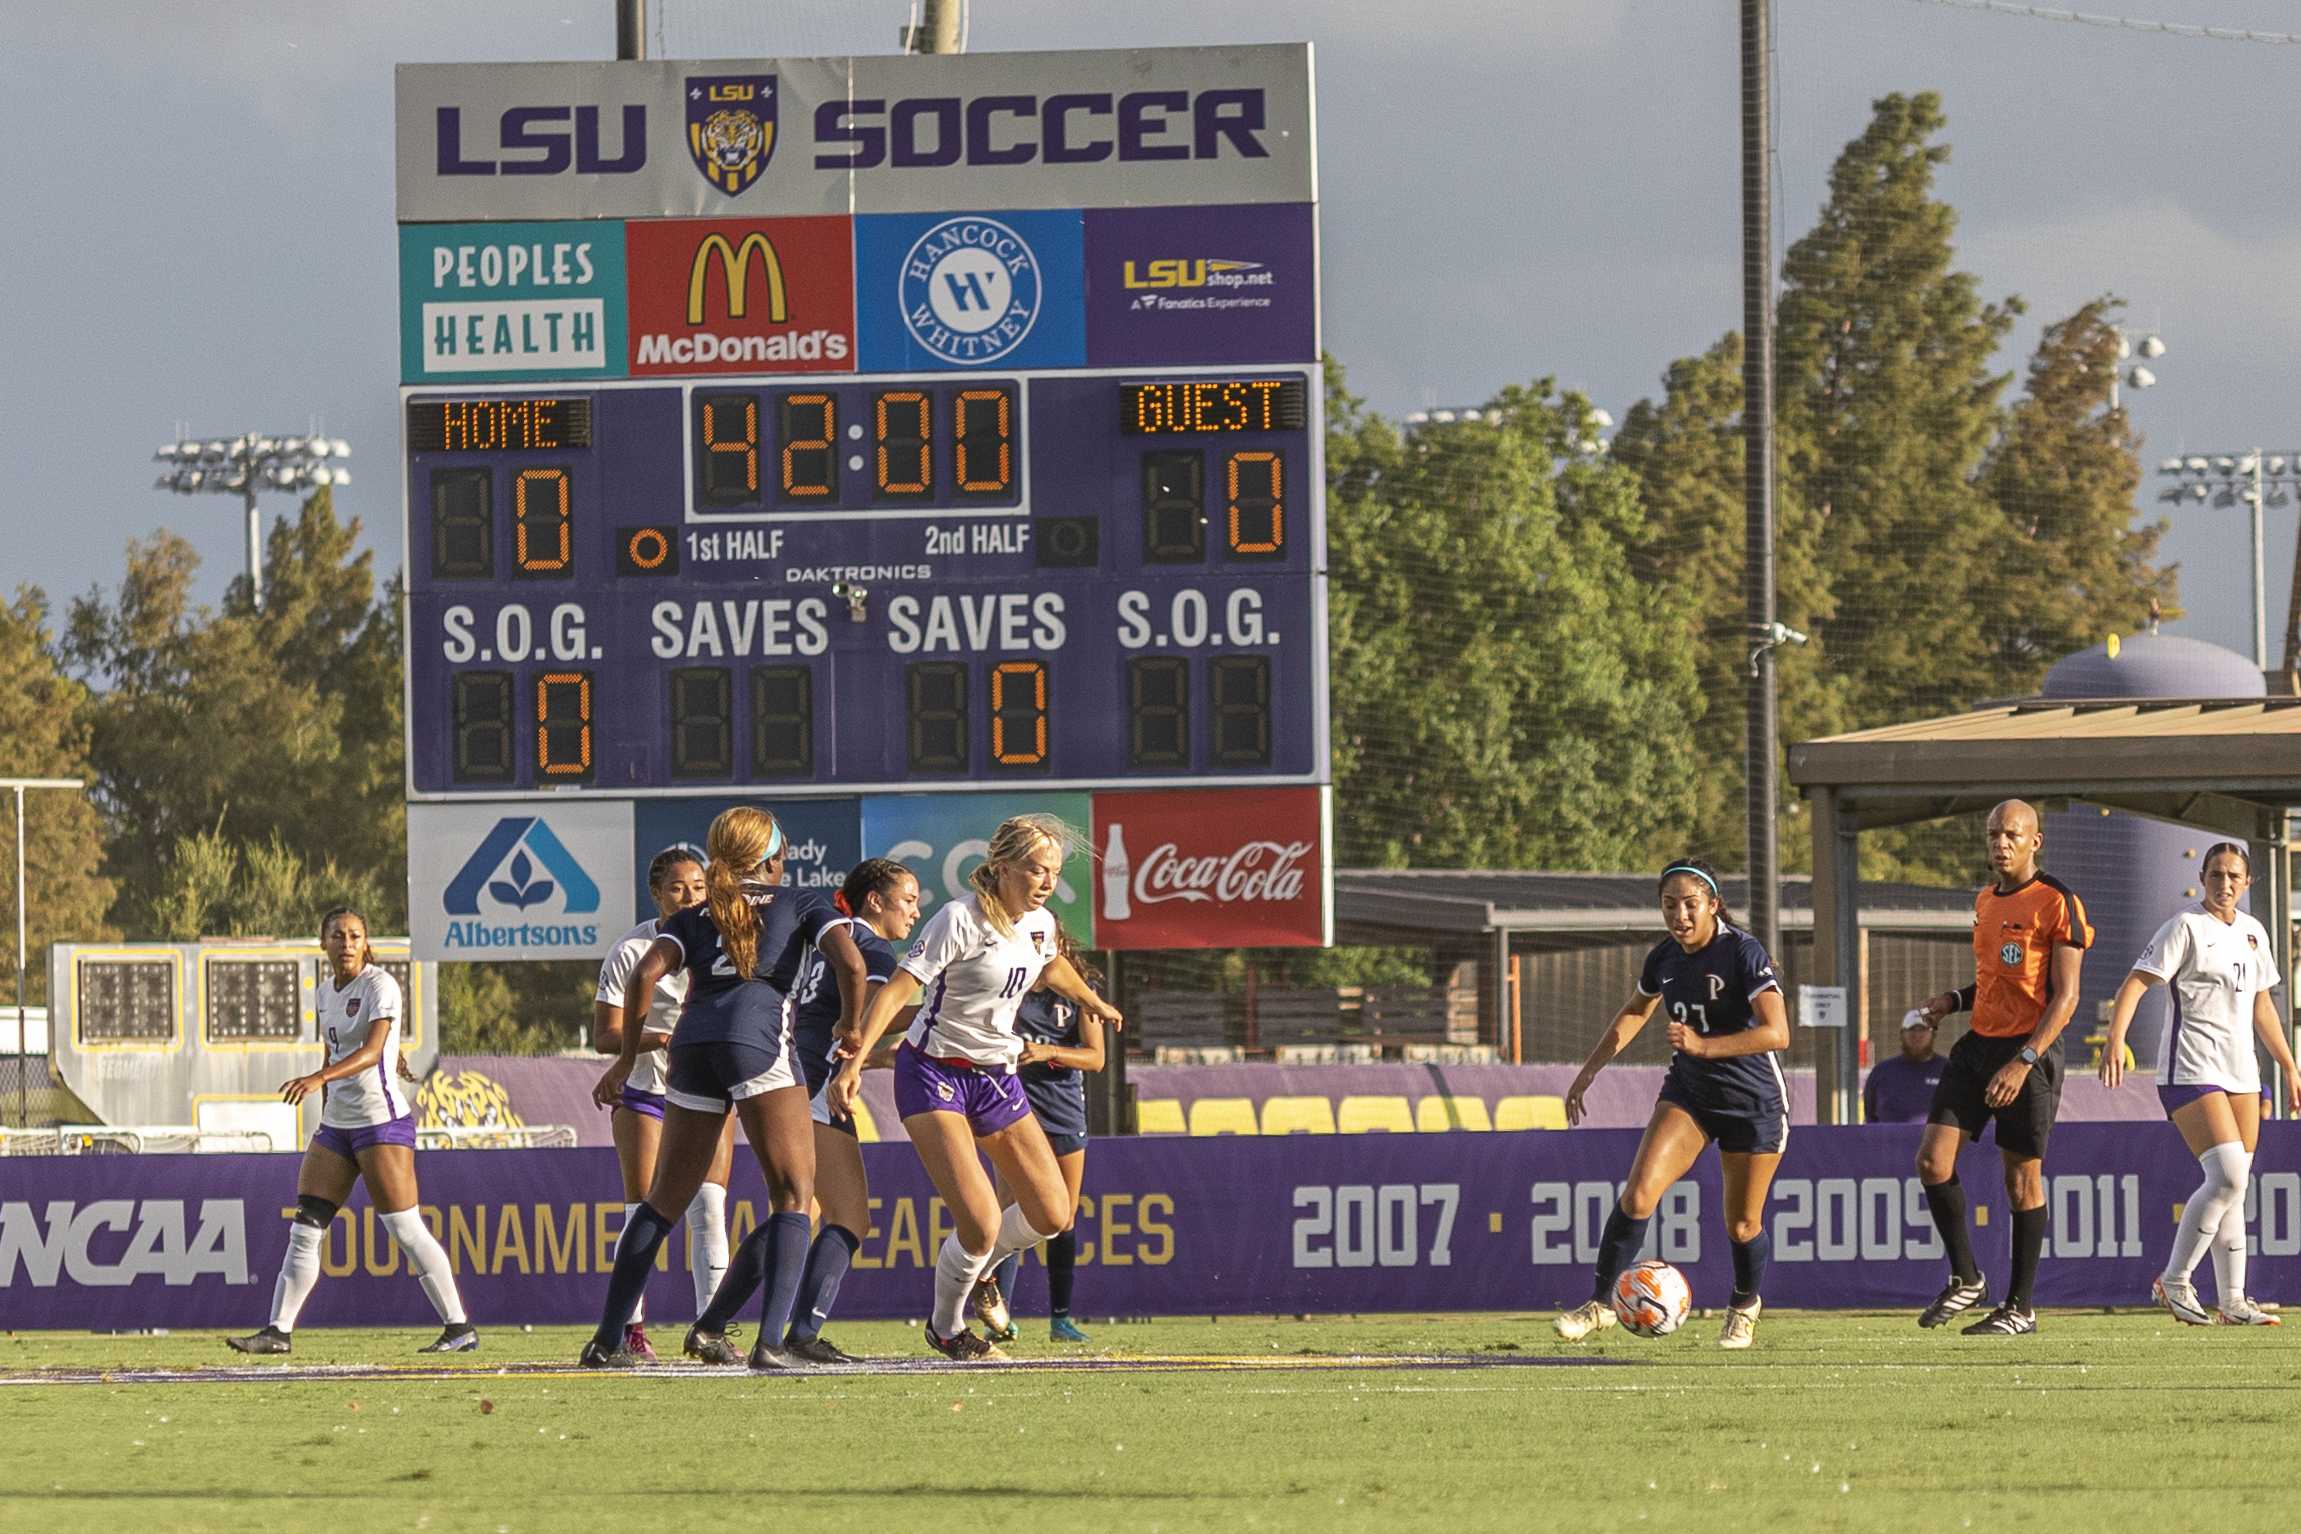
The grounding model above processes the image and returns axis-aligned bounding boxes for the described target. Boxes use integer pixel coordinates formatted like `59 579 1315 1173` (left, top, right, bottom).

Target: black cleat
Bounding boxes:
784 1334 859 1366
417 1323 479 1354
1961 1304 2038 1337
683 1326 742 1366
925 1323 1007 1362
578 1338 638 1369
226 1325 292 1355
1918 1276 1990 1329
746 1340 803 1372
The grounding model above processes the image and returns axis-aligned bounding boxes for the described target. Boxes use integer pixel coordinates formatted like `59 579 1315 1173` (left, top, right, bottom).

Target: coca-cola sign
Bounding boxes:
1092 787 1329 950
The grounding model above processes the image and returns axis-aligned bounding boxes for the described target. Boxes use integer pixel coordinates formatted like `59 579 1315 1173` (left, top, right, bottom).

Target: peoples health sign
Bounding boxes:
409 802 634 960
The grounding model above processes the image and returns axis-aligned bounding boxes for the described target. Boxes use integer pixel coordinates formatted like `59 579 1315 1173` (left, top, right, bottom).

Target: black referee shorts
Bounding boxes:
1926 1029 2063 1159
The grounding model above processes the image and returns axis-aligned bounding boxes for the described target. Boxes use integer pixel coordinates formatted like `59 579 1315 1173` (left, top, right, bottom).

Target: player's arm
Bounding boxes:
2098 969 2165 1088
1022 1013 1106 1073
1038 955 1124 1031
1565 989 1663 1127
592 938 680 1108
830 969 923 1112
281 1016 394 1104
1672 987 1789 1059
817 923 870 1051
2251 989 2301 1114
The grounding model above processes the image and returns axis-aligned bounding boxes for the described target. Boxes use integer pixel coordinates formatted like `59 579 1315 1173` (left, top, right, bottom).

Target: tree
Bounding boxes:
1326 360 1703 870
0 588 116 1004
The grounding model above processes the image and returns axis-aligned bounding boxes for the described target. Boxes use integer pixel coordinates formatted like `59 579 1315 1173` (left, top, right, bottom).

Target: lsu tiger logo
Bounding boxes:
686 75 777 195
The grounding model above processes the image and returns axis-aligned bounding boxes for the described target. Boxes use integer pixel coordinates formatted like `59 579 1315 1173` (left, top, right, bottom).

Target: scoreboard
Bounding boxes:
395 45 1330 956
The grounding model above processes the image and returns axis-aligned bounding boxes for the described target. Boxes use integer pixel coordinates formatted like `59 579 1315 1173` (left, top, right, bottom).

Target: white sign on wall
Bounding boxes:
409 801 634 961
1797 985 1849 1030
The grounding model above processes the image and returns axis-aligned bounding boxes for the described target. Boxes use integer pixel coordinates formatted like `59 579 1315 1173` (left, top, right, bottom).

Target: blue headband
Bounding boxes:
764 820 784 860
1662 864 1719 898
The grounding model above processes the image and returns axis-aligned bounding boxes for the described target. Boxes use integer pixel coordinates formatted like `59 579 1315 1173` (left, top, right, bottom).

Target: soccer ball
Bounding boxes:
1612 1260 1693 1338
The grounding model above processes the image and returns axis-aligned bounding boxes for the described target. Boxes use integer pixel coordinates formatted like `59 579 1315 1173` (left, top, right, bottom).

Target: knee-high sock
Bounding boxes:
1590 1203 1651 1303
992 1250 1024 1312
591 1202 675 1352
2007 1205 2049 1310
269 1222 325 1332
1923 1176 1980 1283
752 1212 813 1344
380 1209 467 1326
986 1202 1055 1271
932 1232 994 1337
2208 1148 2255 1306
2167 1142 2248 1288
685 1183 729 1317
1729 1231 1771 1311
698 1217 770 1336
622 1203 646 1326
1047 1228 1079 1317
788 1224 860 1343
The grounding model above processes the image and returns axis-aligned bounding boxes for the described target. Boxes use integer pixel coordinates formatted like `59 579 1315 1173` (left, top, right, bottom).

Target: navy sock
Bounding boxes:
1047 1228 1078 1317
1729 1231 1771 1310
993 1251 1023 1314
786 1224 860 1343
1923 1176 1980 1283
1590 1204 1652 1303
755 1212 814 1343
697 1220 771 1335
2008 1204 2048 1310
591 1203 675 1352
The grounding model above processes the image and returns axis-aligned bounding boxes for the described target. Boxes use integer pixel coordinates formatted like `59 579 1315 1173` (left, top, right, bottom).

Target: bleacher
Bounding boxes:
1133 980 1490 1065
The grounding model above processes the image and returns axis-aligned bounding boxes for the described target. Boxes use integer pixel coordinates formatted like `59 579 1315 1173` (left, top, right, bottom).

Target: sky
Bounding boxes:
4 0 2297 665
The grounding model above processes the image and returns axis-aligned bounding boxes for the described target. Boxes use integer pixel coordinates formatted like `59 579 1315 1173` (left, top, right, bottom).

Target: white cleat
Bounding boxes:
1718 1296 1762 1350
2153 1275 2213 1326
1553 1299 1617 1342
2216 1295 2282 1327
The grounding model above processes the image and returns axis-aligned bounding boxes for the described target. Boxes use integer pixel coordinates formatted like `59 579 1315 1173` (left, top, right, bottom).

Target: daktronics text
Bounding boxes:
814 90 1269 169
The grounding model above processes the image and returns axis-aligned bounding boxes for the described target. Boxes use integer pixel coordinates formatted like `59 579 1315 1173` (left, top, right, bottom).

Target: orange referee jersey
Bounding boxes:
1966 873 2093 1038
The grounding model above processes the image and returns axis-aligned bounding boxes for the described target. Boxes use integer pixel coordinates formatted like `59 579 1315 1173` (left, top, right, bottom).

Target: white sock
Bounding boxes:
623 1203 646 1325
2209 1150 2256 1307
985 1201 1056 1273
2165 1142 2249 1286
380 1209 467 1327
931 1232 992 1337
685 1183 730 1316
269 1222 325 1332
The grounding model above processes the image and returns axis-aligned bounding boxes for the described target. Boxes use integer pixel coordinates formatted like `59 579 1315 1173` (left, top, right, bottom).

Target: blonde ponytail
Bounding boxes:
702 806 780 977
969 813 1085 938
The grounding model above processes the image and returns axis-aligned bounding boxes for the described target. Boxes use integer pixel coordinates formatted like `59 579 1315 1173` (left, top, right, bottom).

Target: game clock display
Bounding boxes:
402 367 1325 796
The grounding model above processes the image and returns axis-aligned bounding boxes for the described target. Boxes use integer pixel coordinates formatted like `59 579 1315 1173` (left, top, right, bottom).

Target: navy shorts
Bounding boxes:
1023 1079 1088 1157
801 1048 859 1139
1656 1078 1788 1155
1044 1129 1088 1158
665 1037 797 1114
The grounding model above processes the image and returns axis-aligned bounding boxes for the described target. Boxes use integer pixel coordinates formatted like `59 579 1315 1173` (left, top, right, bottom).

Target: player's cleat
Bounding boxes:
784 1334 860 1365
2152 1274 2213 1326
1960 1303 2038 1336
1717 1296 1762 1350
417 1323 480 1354
746 1339 802 1372
578 1338 638 1369
1917 1275 1990 1328
682 1326 742 1365
2216 1295 2282 1327
1553 1299 1617 1342
226 1325 292 1355
621 1323 657 1362
925 1323 1008 1362
972 1274 1014 1340
1049 1315 1091 1343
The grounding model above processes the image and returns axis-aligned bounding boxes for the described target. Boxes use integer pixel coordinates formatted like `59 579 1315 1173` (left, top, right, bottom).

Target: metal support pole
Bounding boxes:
1741 0 1780 961
2263 811 2293 1117
616 0 645 60
2253 450 2270 670
243 479 264 612
13 785 23 1129
1807 788 1863 1125
908 0 963 53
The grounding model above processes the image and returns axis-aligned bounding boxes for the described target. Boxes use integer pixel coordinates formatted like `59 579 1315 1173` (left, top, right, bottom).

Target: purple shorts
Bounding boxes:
893 1043 1032 1137
617 1085 666 1121
2158 1082 2263 1116
311 1114 417 1160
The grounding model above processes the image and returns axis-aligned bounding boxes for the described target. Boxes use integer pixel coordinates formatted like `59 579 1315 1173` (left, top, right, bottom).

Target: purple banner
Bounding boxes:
1084 203 1316 364
4 1124 2294 1330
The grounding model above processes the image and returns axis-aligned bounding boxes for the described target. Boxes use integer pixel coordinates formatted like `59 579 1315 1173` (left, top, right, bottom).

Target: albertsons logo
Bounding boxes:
442 816 602 950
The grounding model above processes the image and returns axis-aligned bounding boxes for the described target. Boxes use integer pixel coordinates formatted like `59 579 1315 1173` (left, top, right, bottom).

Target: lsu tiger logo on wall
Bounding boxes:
417 1069 527 1134
686 75 777 195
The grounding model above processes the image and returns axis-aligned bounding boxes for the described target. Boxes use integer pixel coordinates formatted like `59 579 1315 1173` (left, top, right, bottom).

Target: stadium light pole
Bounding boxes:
151 435 351 612
2154 450 2298 674
2107 326 2165 413
1740 0 1782 980
3 778 83 1128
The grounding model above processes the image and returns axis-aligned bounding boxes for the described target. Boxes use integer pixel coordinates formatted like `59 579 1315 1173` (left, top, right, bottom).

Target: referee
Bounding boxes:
1907 799 2091 1336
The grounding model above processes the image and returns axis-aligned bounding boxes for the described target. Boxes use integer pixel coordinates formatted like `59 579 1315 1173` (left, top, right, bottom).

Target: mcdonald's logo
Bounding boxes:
688 232 787 326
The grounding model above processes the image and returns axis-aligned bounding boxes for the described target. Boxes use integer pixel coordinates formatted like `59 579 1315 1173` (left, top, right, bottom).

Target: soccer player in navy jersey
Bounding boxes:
1554 858 1791 1349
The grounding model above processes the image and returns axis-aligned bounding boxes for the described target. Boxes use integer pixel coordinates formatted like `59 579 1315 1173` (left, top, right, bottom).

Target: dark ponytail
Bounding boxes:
841 857 913 923
2202 841 2253 878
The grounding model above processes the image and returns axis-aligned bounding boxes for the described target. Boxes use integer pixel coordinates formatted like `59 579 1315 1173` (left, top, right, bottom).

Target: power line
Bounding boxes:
1902 0 2301 44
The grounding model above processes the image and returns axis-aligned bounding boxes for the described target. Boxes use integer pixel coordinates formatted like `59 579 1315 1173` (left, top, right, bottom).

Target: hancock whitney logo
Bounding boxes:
687 75 776 196
900 216 1042 365
441 817 602 950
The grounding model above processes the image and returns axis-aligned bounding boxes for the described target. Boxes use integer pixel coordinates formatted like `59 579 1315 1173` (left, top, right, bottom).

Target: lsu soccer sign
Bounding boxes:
1093 786 1330 949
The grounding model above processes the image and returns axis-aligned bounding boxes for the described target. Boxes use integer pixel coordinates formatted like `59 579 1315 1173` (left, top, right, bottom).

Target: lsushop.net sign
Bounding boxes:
1092 786 1329 950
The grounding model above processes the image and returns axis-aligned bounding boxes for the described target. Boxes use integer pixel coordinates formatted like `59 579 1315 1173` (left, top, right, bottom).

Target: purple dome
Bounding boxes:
2042 633 2264 701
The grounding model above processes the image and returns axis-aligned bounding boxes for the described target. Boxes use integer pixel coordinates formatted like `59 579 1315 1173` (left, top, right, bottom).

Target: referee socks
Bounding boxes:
1922 1175 1982 1284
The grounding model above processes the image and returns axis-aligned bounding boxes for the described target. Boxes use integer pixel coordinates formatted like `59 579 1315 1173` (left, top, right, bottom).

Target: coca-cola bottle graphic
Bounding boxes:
1102 823 1133 922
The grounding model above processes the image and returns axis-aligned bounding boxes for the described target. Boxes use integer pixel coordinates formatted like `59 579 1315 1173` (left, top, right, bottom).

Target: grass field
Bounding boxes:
0 1311 2290 1533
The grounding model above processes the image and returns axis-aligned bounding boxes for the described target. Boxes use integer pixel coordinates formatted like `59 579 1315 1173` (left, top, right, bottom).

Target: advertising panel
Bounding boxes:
861 792 1093 938
629 795 861 918
623 215 855 377
854 209 1086 373
1084 202 1318 365
1092 786 1328 949
395 47 1314 223
408 801 634 961
398 222 628 384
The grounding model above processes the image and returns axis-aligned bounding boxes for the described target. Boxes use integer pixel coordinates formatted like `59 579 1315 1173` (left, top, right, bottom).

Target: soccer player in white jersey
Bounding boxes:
592 847 731 1362
827 814 1123 1360
228 907 475 1355
2102 842 2300 1325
